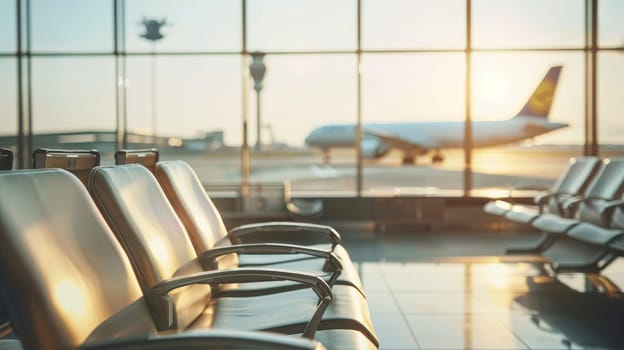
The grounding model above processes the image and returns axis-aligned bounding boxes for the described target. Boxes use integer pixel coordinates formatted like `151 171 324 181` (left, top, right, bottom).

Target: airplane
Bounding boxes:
305 65 568 165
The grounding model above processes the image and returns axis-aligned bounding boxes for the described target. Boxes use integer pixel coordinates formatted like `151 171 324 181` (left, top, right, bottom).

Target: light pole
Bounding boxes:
140 18 167 145
249 52 266 151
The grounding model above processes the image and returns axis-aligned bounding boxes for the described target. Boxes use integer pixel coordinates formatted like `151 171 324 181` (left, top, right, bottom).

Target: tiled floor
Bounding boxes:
342 231 624 350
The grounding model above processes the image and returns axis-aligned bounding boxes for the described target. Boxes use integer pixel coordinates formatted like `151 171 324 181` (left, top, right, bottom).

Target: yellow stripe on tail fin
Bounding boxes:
515 65 562 119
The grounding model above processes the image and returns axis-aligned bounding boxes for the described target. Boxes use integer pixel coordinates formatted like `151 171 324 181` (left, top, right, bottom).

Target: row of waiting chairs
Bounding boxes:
0 148 377 350
484 156 624 272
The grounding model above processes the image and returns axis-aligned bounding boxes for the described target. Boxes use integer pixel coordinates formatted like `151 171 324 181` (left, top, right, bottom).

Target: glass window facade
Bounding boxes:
598 0 624 48
473 0 585 49
247 0 356 52
250 54 357 191
471 53 585 187
125 0 241 53
0 0 16 52
31 57 116 133
363 0 465 50
598 53 624 151
0 58 17 141
4 1 623 195
361 53 465 190
31 0 114 52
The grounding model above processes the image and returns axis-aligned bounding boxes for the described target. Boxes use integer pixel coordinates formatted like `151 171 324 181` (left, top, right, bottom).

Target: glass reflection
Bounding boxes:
375 260 624 349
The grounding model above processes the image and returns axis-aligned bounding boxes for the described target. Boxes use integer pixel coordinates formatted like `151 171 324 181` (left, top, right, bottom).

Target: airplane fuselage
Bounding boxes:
304 66 567 162
305 117 567 153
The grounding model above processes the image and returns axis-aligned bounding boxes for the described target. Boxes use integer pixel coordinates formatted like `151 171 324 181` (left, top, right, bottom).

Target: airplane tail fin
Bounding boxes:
514 65 562 119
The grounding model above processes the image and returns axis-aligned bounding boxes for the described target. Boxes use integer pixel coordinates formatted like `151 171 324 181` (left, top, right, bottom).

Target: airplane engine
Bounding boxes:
360 139 390 159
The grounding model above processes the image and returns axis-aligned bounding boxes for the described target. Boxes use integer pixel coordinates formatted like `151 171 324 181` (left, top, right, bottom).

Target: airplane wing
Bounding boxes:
363 128 430 153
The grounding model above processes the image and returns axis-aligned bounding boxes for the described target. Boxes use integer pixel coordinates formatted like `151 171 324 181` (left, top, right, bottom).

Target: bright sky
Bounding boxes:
0 0 623 146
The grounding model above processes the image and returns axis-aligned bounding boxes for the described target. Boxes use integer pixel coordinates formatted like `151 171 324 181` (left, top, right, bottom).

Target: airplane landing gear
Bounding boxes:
322 149 331 164
431 150 444 164
401 154 416 165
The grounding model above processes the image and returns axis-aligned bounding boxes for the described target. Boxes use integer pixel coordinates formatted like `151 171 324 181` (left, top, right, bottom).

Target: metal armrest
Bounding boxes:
148 268 333 338
561 196 584 211
592 199 624 214
199 243 343 286
563 196 619 211
228 222 341 247
534 191 575 206
535 192 576 214
83 329 326 350
533 191 556 205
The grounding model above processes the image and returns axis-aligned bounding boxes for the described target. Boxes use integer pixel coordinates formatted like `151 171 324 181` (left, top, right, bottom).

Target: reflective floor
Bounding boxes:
346 231 624 350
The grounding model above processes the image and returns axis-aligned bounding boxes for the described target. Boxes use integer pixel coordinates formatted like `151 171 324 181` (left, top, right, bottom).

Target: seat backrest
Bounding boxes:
88 164 211 330
551 157 601 195
0 148 13 170
577 158 624 224
115 148 159 173
610 207 624 230
545 157 601 215
154 160 230 255
0 169 155 350
582 158 624 200
32 148 100 186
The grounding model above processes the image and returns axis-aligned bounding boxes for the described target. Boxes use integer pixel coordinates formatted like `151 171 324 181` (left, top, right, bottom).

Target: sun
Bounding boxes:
472 65 513 120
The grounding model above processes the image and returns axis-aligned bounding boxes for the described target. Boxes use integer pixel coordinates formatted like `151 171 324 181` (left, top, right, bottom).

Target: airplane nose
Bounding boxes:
305 129 318 145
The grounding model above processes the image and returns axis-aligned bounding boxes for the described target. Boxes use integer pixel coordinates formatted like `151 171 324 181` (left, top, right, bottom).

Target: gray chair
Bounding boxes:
88 164 378 348
533 158 624 233
551 205 624 271
0 169 328 350
485 156 600 222
520 159 624 271
506 158 622 254
153 160 364 297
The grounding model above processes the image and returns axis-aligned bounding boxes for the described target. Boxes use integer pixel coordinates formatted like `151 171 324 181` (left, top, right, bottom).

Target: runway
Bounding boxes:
144 146 624 195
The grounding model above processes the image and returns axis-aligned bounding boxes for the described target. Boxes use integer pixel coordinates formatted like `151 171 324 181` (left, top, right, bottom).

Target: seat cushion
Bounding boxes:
233 242 335 266
313 329 378 350
532 213 579 234
221 251 365 297
567 222 624 246
190 285 377 347
483 200 512 216
504 205 540 224
215 239 365 295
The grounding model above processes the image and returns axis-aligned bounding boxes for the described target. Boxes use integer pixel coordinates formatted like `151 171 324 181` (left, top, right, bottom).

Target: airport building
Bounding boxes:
1 1 624 349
